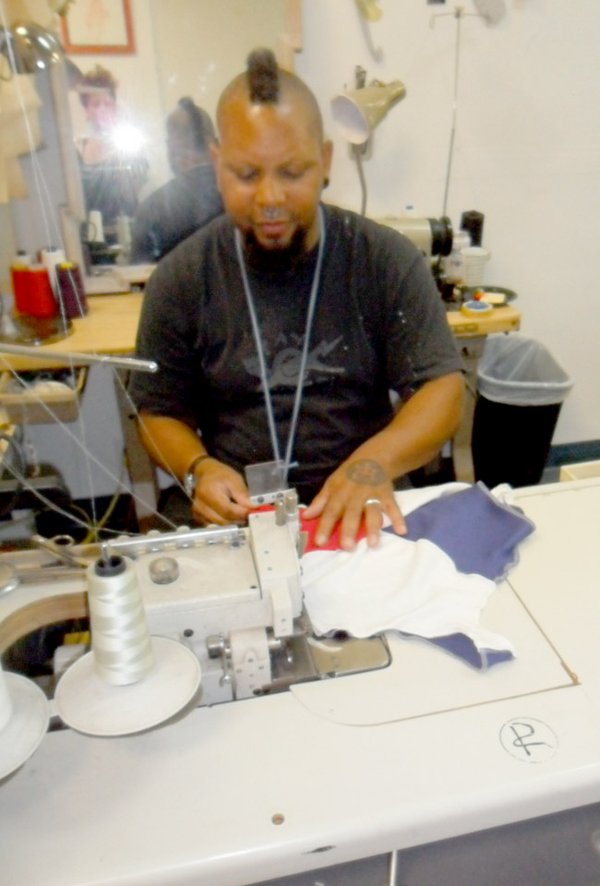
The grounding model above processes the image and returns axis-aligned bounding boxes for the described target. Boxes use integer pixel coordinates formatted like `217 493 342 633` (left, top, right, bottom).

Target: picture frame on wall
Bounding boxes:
60 0 136 55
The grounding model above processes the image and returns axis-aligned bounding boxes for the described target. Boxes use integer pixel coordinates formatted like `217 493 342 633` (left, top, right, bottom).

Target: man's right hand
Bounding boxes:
191 458 253 525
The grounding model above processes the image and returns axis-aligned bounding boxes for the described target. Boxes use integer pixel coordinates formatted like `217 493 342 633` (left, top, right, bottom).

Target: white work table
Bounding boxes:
1 478 600 885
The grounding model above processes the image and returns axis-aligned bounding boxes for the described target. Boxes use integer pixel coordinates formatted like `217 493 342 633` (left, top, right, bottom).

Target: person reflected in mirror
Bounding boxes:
130 98 224 263
76 65 148 241
130 49 464 551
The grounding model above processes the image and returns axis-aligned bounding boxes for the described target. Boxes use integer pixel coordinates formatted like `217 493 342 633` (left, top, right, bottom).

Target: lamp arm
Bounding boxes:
352 144 368 217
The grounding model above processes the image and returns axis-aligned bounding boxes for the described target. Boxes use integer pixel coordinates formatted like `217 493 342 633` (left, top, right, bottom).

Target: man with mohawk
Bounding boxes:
130 49 464 551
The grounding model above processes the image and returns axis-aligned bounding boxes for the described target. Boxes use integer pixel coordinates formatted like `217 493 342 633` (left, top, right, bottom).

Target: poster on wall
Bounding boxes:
60 0 136 55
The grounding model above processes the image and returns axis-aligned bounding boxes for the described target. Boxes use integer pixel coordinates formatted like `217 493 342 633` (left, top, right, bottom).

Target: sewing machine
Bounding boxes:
376 214 454 264
0 493 389 712
0 478 599 885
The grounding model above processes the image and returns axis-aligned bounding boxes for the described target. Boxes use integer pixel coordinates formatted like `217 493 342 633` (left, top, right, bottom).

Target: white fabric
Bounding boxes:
301 485 514 656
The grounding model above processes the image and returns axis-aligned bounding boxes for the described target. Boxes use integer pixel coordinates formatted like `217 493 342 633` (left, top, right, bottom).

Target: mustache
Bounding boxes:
260 207 283 221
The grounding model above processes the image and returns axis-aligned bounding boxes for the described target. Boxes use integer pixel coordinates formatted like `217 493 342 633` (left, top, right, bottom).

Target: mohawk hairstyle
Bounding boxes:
246 48 280 103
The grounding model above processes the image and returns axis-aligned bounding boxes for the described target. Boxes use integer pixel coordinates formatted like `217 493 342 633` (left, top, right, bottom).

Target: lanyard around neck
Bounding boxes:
234 205 326 481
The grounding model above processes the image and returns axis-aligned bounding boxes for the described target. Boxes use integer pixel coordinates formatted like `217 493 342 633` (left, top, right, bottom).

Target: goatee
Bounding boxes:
243 226 310 273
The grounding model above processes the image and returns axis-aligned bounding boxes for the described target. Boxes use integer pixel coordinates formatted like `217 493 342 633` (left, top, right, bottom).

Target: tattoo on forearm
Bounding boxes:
346 459 386 486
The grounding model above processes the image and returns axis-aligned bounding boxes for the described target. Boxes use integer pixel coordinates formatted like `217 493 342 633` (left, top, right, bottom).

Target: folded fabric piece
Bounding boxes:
301 533 514 669
390 481 536 581
300 483 535 669
426 633 514 669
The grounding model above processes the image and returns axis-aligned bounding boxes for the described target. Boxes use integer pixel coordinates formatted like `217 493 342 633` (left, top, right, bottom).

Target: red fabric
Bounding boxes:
250 504 368 553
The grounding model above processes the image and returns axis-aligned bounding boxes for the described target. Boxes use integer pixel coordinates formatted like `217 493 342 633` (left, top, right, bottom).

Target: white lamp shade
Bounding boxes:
331 80 406 145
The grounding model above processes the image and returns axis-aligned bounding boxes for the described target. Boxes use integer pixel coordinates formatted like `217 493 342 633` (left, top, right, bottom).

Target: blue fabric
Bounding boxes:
386 482 535 581
403 632 516 669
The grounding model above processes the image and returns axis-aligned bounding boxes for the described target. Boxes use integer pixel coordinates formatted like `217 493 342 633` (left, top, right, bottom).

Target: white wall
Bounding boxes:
296 0 600 445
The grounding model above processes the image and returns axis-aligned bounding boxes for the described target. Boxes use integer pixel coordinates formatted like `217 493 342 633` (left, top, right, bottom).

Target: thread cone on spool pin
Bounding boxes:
89 553 155 687
7 262 72 344
57 263 88 318
0 663 50 780
54 554 201 736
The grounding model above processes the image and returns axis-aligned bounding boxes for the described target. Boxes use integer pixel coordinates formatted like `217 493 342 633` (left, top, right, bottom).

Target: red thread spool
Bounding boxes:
16 265 59 318
57 262 88 318
10 264 32 315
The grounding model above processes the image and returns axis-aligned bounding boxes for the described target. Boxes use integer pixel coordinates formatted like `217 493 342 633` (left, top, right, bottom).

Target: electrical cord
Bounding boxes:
352 143 368 216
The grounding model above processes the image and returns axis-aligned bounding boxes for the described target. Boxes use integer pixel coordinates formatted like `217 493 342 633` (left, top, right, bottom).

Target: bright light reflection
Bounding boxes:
110 123 145 155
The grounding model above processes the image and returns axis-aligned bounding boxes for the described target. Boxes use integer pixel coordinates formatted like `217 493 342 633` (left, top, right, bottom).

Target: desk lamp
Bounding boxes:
331 70 406 215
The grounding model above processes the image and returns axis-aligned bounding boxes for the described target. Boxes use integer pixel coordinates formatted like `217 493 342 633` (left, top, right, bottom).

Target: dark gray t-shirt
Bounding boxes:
129 205 463 501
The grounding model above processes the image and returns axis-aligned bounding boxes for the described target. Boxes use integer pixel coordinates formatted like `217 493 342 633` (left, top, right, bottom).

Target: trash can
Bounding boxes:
471 334 573 488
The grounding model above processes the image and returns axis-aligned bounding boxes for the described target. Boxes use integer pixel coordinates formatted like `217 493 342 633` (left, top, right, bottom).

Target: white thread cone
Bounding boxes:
0 664 50 779
87 556 154 686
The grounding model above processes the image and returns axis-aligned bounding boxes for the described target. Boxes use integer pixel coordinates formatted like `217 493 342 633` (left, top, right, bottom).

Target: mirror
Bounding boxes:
0 0 302 554
3 0 302 286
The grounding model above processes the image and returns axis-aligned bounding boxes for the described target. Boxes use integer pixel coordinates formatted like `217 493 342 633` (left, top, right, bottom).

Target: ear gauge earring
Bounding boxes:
323 177 330 189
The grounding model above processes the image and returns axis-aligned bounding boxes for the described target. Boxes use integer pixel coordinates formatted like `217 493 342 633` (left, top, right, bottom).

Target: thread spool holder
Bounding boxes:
54 553 201 736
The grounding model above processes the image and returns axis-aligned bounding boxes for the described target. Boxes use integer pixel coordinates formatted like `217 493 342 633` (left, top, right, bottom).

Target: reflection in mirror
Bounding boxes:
128 97 224 264
62 0 297 276
2 1 299 288
73 62 150 266
0 0 301 581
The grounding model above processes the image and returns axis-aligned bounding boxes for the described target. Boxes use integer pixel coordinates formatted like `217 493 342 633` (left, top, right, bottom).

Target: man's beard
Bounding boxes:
243 225 310 273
